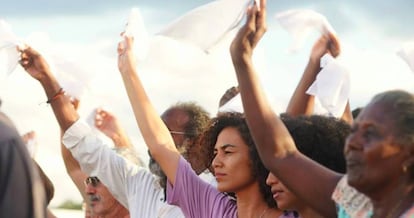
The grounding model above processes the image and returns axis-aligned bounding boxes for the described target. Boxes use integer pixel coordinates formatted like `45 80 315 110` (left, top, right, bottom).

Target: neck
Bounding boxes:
99 204 130 218
296 205 324 218
371 183 414 218
235 182 283 218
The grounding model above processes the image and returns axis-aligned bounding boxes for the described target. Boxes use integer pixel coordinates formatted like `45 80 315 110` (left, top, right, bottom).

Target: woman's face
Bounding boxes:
266 172 301 210
344 102 405 195
212 127 256 193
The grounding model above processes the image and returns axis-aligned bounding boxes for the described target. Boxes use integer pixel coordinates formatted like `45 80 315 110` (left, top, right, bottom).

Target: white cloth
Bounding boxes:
123 7 150 61
397 42 414 74
306 54 350 117
63 120 216 218
218 93 244 113
275 9 336 52
0 19 22 77
158 0 251 52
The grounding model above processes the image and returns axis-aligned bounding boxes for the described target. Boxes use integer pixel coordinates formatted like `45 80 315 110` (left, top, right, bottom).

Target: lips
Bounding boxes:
214 172 226 181
271 189 284 200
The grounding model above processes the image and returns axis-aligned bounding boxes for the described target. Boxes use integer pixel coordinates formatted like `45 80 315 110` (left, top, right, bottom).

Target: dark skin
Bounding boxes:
230 2 414 217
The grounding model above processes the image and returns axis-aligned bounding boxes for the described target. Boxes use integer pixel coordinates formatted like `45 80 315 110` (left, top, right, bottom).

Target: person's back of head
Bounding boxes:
281 113 350 173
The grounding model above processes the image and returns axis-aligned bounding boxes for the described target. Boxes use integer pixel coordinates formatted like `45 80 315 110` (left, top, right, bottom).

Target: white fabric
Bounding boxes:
397 42 414 74
275 9 336 52
0 20 93 98
0 20 22 77
63 120 216 218
123 7 150 61
306 54 350 117
218 93 244 113
158 0 251 52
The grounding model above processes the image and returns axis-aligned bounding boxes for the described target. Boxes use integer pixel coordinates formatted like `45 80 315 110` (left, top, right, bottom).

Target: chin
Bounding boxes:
346 173 366 192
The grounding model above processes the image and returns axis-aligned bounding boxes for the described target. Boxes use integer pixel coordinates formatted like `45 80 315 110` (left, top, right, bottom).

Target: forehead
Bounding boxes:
214 127 246 149
162 108 189 129
356 102 388 122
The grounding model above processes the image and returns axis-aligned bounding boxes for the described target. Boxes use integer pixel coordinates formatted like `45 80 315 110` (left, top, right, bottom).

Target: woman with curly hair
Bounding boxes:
113 24 294 216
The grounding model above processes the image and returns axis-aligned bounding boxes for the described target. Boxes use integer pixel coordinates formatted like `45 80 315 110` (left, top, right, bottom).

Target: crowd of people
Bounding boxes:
1 0 414 217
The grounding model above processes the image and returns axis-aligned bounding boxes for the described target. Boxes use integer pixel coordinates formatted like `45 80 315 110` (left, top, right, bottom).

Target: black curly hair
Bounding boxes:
199 112 276 208
280 113 350 173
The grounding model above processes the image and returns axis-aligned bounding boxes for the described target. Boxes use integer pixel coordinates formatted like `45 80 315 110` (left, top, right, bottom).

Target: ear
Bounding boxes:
402 151 414 174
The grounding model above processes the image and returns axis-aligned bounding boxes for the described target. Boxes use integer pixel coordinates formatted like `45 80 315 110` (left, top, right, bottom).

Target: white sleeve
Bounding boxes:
62 119 142 208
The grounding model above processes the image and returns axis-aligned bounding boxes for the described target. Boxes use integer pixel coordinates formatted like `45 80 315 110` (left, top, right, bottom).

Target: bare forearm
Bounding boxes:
286 58 320 116
119 69 179 182
111 132 132 148
38 75 79 131
233 57 296 163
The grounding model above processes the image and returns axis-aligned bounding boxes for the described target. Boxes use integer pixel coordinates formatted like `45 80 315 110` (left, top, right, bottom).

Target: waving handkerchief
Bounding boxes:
306 54 350 117
0 20 23 77
275 9 336 52
158 0 251 52
397 42 414 74
123 7 150 61
218 93 244 113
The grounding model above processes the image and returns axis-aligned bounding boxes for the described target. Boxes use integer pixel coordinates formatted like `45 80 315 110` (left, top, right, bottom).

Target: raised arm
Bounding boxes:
285 33 353 124
59 98 88 200
117 36 180 184
19 46 79 132
94 108 133 148
229 1 341 217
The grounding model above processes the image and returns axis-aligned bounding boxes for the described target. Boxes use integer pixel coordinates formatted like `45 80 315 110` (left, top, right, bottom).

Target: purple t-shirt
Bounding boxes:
167 156 237 217
167 156 298 218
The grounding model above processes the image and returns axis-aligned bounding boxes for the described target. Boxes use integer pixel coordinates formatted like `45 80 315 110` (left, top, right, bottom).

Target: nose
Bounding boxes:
85 183 96 194
211 153 223 169
266 172 279 186
344 134 363 155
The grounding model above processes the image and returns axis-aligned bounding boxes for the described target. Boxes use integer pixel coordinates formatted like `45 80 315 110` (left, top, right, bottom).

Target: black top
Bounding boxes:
0 112 46 218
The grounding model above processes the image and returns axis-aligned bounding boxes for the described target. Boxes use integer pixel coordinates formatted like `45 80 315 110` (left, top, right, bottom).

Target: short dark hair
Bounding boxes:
201 112 276 208
280 114 350 173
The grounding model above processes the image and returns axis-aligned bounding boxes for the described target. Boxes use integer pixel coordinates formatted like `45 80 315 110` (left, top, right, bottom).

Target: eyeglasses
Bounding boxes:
84 177 100 187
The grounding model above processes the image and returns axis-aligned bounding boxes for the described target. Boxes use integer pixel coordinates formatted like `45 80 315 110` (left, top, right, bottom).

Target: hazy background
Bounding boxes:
1 0 413 208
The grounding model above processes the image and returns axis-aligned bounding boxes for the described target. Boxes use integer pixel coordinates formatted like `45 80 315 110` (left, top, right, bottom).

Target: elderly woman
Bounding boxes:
230 0 414 217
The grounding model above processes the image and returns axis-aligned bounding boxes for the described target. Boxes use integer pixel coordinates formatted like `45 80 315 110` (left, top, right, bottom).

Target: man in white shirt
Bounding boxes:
19 46 213 218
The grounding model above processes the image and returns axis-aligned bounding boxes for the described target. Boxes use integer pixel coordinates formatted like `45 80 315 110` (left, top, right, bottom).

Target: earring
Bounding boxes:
403 165 408 173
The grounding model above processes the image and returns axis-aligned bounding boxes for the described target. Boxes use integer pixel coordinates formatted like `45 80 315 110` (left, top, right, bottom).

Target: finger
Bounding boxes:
246 5 258 33
117 41 125 54
252 0 267 47
124 35 134 49
327 32 341 57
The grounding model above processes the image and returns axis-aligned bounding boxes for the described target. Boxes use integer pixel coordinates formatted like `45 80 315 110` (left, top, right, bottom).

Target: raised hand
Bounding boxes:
310 32 341 63
95 108 131 148
94 108 120 139
230 0 267 62
18 46 52 81
117 35 136 75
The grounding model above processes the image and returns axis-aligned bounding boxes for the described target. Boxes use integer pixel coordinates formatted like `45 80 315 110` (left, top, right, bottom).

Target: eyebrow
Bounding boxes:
214 144 236 150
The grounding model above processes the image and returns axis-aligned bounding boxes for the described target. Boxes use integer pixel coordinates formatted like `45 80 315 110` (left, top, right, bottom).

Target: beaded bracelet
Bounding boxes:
46 88 65 104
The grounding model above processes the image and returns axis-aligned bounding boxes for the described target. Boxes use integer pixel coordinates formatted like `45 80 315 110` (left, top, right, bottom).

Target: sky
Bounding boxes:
1 0 413 208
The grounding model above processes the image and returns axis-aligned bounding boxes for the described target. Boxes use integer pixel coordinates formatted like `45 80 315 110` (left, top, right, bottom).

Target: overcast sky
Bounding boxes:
1 0 413 208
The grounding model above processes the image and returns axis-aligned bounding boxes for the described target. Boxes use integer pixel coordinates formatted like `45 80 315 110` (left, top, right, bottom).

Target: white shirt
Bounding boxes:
63 120 185 218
